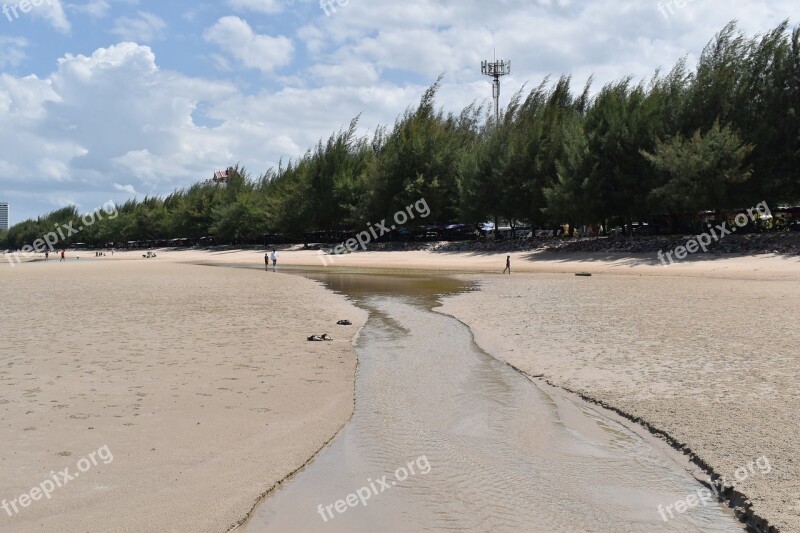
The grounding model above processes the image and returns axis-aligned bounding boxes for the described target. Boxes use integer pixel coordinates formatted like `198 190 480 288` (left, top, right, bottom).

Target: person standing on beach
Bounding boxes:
264 252 269 271
45 251 49 262
60 250 65 262
271 249 278 272
503 255 511 274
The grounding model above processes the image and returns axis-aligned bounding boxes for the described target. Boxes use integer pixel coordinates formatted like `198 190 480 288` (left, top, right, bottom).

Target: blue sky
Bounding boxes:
0 0 795 224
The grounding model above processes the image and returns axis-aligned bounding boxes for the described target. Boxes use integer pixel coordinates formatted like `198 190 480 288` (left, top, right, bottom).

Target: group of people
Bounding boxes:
264 249 279 272
43 248 115 262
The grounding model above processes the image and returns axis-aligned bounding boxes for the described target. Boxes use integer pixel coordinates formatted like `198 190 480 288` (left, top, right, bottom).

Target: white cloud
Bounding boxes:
203 16 294 73
0 37 28 69
113 182 138 195
0 43 238 208
111 11 167 43
306 60 379 86
24 0 71 33
69 0 111 19
226 0 285 14
0 71 86 191
296 0 799 92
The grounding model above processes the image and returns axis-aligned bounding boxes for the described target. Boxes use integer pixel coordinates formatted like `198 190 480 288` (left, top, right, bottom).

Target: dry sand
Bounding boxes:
0 260 366 532
152 246 800 280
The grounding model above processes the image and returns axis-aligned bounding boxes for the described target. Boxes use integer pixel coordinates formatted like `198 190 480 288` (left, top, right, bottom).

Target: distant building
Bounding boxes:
205 167 233 188
0 203 8 232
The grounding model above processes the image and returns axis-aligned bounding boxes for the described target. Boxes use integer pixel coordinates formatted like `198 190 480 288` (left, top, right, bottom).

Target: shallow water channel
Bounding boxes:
241 270 743 532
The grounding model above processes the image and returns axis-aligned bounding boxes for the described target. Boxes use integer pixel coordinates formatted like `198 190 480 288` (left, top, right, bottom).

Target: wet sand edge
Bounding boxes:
433 299 774 533
227 421 347 532
226 277 369 532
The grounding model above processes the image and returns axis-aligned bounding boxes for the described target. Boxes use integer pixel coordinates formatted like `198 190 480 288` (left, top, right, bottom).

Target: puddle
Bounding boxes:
234 269 743 532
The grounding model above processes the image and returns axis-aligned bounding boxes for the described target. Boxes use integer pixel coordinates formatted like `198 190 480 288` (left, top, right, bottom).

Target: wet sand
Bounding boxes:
439 274 800 531
241 272 742 532
0 260 366 532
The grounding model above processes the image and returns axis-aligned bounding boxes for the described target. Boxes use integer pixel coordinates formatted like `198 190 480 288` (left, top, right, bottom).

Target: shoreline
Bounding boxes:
537 375 772 532
229 289 369 532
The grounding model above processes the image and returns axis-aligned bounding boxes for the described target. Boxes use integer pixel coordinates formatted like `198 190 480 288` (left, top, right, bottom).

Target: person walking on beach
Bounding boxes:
45 251 49 262
503 255 511 275
264 251 270 271
271 249 278 272
60 250 65 262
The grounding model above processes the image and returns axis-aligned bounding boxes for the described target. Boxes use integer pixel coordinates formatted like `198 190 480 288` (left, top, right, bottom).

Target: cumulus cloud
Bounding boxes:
203 16 294 73
0 43 240 215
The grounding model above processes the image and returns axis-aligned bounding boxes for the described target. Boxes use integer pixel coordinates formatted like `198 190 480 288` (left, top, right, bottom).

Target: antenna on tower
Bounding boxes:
481 54 511 125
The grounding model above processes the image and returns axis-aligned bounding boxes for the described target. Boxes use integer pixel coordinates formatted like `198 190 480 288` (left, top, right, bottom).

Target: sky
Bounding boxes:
0 0 795 224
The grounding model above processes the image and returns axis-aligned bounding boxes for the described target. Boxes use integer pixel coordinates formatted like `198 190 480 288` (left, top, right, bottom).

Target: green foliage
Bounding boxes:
4 21 799 248
642 122 754 214
368 78 477 225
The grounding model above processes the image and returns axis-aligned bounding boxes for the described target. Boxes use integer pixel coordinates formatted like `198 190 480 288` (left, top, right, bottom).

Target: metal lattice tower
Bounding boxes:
481 55 511 125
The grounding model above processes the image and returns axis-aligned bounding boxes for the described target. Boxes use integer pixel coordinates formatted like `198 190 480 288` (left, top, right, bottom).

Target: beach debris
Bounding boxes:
576 272 592 277
337 320 352 326
307 334 333 342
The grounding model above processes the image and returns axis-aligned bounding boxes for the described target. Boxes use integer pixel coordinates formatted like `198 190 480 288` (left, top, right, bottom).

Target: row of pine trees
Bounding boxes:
3 22 799 249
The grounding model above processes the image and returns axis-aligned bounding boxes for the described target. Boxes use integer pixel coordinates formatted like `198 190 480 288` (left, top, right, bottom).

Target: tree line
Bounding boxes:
2 21 798 250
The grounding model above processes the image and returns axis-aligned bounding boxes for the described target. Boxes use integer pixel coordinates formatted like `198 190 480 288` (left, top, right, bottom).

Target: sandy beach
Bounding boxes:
2 247 799 531
0 259 366 532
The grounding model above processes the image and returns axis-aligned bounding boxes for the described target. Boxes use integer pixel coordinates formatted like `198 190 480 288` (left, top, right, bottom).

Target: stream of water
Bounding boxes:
241 271 743 532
